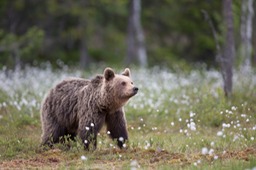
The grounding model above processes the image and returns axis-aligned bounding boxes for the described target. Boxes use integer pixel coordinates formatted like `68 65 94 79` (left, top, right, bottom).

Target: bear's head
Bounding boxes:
101 67 138 111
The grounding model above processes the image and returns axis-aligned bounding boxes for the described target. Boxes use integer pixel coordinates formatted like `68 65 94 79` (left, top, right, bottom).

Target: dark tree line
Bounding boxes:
0 1 255 96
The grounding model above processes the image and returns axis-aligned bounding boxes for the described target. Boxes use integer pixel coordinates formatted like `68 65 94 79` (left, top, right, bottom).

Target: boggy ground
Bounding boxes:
0 67 256 169
1 147 256 169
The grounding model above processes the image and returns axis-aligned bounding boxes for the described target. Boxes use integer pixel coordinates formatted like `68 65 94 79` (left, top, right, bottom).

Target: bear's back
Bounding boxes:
43 78 90 125
55 78 89 93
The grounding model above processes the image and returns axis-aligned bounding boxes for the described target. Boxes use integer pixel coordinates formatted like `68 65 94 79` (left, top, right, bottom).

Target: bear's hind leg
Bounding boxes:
41 123 66 147
68 132 77 141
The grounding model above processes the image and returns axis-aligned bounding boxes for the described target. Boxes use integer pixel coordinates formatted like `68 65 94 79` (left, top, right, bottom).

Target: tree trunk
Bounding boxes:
125 0 147 67
221 0 235 97
79 14 91 69
240 0 254 69
126 8 136 65
253 1 256 66
79 37 91 69
12 46 21 70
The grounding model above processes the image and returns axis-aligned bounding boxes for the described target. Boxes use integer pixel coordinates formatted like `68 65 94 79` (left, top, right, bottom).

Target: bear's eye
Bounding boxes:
131 82 134 85
121 81 126 86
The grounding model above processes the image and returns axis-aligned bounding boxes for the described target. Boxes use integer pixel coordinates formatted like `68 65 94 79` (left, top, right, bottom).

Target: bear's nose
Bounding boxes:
133 87 139 93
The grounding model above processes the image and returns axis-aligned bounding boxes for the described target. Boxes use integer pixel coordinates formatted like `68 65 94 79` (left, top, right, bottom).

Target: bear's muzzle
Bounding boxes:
133 87 139 95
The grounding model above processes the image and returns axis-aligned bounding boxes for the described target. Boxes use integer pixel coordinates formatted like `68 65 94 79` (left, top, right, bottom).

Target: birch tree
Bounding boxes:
240 0 254 69
79 19 91 69
125 0 147 67
254 1 256 65
221 0 235 97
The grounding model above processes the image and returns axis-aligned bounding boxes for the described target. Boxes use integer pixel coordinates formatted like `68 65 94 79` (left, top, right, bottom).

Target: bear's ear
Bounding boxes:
122 68 131 77
104 67 115 81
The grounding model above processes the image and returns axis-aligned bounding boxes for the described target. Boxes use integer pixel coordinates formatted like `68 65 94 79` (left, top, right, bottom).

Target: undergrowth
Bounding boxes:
0 66 255 169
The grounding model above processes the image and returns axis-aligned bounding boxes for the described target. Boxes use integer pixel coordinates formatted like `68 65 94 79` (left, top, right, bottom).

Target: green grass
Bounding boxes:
0 67 256 169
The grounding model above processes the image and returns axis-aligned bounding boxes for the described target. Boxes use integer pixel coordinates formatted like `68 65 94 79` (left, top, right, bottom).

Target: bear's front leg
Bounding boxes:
78 120 97 150
106 108 128 148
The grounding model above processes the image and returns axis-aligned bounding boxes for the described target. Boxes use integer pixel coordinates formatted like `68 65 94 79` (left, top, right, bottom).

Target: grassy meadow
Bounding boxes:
0 65 256 169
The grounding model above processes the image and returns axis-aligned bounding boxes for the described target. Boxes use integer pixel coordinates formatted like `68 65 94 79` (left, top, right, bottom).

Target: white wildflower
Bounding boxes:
231 106 237 111
130 160 138 167
189 111 196 117
222 123 230 128
209 149 214 156
210 141 215 146
217 131 223 136
119 137 124 142
201 147 208 155
81 155 87 161
188 122 196 131
130 160 139 170
241 114 246 118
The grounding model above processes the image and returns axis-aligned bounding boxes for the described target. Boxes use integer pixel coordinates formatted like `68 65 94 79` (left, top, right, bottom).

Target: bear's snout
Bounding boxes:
133 87 139 94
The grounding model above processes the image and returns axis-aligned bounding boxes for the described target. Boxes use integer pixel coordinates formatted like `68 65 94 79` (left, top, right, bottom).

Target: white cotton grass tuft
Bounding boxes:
201 147 208 155
81 155 87 161
1 65 256 167
130 160 139 170
189 111 196 117
208 149 214 156
217 131 223 136
210 141 215 146
187 122 196 131
119 137 124 142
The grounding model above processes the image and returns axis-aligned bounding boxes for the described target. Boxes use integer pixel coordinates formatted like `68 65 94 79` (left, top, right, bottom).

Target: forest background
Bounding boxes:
0 0 256 70
1 1 256 169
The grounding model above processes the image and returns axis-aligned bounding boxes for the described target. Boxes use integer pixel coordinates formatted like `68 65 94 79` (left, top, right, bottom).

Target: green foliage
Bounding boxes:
0 27 44 68
0 67 256 169
0 0 247 68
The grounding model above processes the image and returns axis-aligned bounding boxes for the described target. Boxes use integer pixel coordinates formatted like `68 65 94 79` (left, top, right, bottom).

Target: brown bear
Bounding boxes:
40 67 138 150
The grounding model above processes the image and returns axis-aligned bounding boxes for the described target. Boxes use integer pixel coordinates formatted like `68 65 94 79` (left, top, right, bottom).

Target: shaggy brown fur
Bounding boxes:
40 67 138 150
